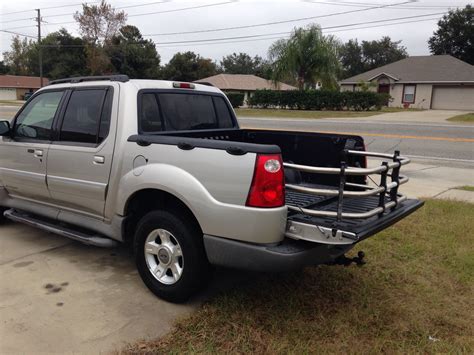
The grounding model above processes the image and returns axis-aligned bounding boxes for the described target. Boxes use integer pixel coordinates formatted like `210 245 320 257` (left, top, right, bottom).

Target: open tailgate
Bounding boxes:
284 149 424 245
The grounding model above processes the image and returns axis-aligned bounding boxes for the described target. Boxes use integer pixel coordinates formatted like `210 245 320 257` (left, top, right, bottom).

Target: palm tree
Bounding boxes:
269 25 341 90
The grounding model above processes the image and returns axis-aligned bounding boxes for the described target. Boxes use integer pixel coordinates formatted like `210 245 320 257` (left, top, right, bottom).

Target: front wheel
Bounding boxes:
134 209 211 303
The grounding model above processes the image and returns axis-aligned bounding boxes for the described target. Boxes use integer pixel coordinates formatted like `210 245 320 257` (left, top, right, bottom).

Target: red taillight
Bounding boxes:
173 82 195 89
246 154 285 208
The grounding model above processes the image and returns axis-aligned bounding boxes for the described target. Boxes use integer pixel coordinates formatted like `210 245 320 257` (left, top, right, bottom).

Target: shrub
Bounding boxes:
247 89 390 111
225 92 245 108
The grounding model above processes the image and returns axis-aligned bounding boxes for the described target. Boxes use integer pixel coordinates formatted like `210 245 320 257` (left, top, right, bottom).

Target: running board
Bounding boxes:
4 209 118 248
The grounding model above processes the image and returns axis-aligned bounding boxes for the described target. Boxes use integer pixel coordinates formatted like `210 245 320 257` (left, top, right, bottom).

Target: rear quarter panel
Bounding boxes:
115 142 287 243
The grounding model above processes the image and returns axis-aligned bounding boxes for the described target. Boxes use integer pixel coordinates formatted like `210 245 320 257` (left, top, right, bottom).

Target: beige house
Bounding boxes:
195 74 296 105
339 55 474 110
0 75 49 100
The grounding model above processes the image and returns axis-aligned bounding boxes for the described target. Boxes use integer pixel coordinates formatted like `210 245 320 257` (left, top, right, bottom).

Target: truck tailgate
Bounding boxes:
283 149 424 245
286 191 423 244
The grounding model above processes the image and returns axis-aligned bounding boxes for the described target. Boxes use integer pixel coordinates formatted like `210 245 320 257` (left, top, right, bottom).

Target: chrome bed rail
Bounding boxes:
284 150 409 220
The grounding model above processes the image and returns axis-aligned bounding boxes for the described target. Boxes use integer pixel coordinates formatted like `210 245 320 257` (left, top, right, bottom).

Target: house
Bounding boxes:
0 75 49 100
195 74 296 104
339 55 474 110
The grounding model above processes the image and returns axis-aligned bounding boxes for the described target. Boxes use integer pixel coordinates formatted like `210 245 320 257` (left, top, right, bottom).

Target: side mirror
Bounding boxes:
0 120 11 136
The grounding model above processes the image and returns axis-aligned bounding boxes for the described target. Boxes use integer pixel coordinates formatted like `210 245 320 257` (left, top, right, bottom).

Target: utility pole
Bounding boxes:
36 9 43 87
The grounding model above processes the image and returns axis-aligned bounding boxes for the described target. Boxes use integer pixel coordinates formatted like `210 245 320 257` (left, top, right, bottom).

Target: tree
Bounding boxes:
362 37 408 69
107 25 160 78
340 37 408 78
429 5 473 65
74 0 127 74
0 61 9 74
28 29 88 80
220 52 272 79
162 51 218 82
269 24 341 90
339 39 365 78
2 36 34 76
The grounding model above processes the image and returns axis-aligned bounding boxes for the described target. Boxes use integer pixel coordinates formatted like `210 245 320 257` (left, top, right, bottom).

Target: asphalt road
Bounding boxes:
238 117 474 167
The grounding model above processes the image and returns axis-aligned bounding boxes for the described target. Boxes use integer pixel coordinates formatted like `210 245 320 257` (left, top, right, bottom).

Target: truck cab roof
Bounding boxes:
47 75 222 94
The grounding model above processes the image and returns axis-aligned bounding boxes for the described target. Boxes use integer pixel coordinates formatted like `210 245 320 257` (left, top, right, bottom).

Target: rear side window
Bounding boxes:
60 89 109 144
138 92 235 133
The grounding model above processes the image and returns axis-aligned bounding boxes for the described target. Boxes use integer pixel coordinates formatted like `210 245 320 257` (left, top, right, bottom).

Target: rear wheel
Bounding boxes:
134 209 211 303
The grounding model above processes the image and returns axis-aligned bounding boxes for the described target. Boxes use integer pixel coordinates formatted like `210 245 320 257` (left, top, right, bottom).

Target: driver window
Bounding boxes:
14 91 63 140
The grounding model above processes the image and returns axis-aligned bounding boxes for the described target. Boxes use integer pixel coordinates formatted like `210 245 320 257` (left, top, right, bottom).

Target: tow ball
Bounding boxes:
333 251 366 266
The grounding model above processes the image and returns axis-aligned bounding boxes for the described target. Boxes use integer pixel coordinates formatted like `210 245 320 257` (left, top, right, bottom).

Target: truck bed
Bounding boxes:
286 188 423 241
130 127 422 243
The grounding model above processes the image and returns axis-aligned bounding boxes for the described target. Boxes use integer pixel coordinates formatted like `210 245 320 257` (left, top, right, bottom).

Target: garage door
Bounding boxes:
0 88 17 100
431 85 474 110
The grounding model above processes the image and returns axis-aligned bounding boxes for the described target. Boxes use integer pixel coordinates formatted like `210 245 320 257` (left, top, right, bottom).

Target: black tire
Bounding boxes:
134 209 211 303
0 207 7 225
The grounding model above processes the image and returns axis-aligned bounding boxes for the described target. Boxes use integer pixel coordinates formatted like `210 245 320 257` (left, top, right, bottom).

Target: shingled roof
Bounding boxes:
0 75 49 89
195 74 296 91
340 55 474 84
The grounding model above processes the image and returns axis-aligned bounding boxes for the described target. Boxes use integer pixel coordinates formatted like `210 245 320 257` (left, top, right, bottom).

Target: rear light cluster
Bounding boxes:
246 154 285 208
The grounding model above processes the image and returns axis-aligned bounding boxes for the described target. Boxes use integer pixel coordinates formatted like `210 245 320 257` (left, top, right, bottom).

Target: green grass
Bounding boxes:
448 113 474 123
235 107 421 119
123 199 474 354
456 186 474 192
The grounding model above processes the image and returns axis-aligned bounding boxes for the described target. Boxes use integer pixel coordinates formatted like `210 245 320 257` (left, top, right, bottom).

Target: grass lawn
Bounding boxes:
456 186 474 192
124 199 473 354
235 107 422 119
448 113 474 123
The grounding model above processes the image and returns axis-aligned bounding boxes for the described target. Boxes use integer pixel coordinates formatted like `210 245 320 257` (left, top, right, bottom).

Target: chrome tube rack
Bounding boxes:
284 150 410 220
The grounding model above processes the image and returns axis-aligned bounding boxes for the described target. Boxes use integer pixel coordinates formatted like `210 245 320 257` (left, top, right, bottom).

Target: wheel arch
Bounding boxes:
122 188 202 247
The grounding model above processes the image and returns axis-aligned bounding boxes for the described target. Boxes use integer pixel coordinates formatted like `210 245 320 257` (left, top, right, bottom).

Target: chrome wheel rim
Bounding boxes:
144 228 183 285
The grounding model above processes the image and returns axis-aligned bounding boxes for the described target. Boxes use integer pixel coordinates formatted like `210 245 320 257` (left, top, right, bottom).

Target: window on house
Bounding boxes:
403 85 416 103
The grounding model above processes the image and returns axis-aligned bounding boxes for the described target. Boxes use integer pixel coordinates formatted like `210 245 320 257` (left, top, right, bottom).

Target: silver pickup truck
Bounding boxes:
0 75 423 302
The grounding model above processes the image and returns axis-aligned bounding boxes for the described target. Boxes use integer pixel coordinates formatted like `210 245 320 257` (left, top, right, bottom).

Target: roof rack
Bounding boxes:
49 75 130 85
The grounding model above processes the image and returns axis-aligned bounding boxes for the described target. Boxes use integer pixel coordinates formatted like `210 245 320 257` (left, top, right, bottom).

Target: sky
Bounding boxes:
0 0 471 64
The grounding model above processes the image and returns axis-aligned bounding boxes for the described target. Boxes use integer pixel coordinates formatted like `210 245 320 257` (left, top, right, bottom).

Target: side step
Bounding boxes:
4 209 118 248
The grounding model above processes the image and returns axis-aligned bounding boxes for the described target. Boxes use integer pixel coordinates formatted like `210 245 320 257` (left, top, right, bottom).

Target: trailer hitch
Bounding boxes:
332 251 366 266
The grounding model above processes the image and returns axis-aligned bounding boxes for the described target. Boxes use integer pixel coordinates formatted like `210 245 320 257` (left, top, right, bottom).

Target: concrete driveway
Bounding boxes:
0 222 195 353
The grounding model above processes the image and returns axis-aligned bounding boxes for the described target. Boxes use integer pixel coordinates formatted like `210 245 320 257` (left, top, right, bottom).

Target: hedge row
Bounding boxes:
225 92 245 108
247 90 390 111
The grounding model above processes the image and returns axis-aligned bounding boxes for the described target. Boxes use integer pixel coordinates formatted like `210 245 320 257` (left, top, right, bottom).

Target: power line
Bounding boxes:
0 1 102 18
305 0 464 9
116 1 170 10
0 29 36 38
145 10 445 38
157 15 442 48
127 0 236 17
143 0 424 36
1 0 236 27
34 12 445 48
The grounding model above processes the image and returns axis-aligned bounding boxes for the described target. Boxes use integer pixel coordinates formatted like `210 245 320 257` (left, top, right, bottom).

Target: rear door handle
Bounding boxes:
93 156 105 164
34 149 43 157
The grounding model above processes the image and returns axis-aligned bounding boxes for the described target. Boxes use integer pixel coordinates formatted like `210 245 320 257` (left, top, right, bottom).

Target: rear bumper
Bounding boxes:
204 235 354 272
204 199 424 272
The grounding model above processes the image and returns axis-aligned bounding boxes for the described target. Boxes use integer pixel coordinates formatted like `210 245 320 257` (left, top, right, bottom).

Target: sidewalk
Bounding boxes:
368 159 474 203
329 109 467 124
